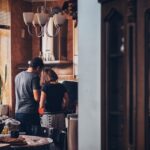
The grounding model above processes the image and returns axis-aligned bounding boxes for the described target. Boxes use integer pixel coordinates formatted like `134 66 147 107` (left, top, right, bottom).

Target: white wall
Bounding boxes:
78 0 101 150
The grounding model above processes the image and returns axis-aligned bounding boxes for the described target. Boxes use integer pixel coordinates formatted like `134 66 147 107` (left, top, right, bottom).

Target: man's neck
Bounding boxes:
27 67 37 73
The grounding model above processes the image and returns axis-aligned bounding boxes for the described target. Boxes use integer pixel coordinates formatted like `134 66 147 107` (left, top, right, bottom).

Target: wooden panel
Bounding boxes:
104 9 126 150
136 0 146 150
0 0 10 26
144 9 150 150
101 0 150 149
101 1 129 150
99 0 114 4
11 0 32 116
0 0 11 113
0 29 11 106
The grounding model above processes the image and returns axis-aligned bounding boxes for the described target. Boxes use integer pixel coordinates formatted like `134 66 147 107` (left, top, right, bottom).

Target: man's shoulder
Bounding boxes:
16 71 38 78
15 71 24 78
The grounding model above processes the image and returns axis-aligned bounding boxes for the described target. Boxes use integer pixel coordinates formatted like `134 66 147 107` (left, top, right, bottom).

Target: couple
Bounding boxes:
15 57 68 135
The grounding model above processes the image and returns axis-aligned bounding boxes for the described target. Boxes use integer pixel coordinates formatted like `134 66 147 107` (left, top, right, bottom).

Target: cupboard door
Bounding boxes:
101 0 150 150
145 7 150 150
101 1 130 150
106 9 126 150
137 1 150 150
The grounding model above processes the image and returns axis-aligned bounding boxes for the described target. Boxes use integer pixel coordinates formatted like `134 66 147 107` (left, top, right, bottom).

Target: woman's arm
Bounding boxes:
39 91 47 115
39 91 47 109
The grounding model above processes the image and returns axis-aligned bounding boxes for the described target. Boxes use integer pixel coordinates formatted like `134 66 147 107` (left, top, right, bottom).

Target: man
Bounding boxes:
15 57 44 135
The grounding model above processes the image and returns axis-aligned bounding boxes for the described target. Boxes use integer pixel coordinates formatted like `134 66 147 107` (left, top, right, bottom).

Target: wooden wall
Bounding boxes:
11 0 32 115
9 0 74 115
31 1 73 80
0 29 11 106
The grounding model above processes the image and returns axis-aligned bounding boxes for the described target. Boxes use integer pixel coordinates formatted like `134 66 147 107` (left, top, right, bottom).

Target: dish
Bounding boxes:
0 136 27 146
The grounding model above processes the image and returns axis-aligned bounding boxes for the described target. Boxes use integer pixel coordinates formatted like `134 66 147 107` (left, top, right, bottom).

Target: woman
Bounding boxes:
39 69 69 130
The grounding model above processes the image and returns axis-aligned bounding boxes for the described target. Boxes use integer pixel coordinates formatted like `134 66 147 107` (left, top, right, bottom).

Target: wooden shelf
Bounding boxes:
17 60 73 70
44 60 72 65
44 60 73 67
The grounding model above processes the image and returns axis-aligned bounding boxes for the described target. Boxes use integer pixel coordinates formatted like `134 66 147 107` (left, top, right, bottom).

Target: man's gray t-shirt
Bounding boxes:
15 71 41 114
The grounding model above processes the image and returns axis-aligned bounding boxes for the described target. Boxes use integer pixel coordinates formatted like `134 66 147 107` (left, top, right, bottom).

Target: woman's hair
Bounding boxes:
47 69 58 81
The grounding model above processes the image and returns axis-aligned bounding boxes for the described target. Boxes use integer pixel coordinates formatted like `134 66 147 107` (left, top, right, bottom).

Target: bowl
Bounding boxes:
8 123 20 131
10 130 19 138
5 119 20 131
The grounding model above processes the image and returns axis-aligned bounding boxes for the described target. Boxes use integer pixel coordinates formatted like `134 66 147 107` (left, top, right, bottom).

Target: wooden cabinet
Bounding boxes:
101 0 150 150
42 20 72 63
101 0 135 150
101 6 127 150
40 18 75 80
144 9 150 150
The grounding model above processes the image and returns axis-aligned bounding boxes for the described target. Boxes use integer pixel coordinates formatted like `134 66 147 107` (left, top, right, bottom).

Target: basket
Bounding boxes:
41 113 53 128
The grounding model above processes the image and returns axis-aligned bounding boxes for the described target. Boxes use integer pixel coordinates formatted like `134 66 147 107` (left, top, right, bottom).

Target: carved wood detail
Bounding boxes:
98 0 114 4
127 0 137 22
144 9 150 150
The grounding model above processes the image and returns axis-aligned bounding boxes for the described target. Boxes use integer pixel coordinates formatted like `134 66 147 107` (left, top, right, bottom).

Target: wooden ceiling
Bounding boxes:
23 0 77 20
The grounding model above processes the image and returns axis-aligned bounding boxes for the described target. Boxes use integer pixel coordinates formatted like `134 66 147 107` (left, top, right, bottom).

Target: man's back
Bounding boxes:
15 71 40 114
15 57 44 135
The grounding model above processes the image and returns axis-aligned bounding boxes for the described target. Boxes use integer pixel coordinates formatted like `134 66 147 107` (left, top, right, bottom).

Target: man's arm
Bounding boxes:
33 89 41 102
38 91 46 115
32 76 41 102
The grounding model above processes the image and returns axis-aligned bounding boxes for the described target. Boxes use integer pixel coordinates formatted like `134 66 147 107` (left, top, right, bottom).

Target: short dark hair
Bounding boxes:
47 69 58 81
29 57 44 69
